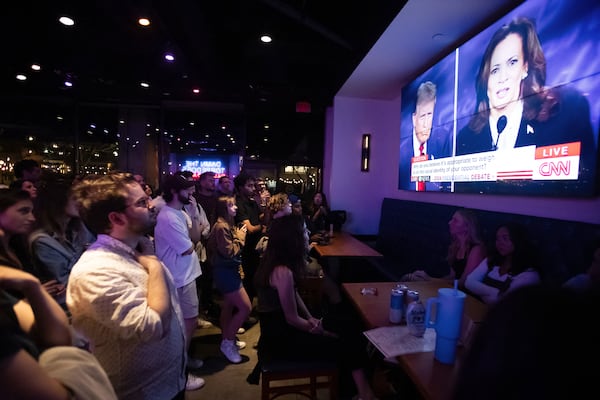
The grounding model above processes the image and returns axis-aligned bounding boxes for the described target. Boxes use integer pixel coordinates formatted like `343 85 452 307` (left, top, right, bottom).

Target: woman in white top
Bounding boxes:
466 222 541 304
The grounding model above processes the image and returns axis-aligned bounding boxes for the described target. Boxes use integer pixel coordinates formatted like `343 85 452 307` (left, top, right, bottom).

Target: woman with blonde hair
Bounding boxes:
402 208 486 289
445 208 487 288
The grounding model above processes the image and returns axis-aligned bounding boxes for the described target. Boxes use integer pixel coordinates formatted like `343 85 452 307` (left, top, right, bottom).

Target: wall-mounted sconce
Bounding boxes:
361 133 370 172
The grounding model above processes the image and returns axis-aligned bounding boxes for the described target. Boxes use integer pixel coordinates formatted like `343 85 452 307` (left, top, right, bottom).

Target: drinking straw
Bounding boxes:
453 279 458 295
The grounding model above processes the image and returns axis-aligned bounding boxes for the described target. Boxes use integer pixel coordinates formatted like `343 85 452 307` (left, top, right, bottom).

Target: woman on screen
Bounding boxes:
456 17 594 156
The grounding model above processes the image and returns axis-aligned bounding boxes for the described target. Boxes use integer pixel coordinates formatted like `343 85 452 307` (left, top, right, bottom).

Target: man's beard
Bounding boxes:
178 192 191 205
130 214 156 236
141 220 157 235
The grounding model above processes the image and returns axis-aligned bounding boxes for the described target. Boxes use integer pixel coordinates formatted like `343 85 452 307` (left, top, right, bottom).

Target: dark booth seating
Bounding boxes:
329 210 347 231
370 198 600 287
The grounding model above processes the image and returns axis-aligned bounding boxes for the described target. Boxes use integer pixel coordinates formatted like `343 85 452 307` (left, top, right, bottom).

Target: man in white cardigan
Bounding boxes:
67 172 188 399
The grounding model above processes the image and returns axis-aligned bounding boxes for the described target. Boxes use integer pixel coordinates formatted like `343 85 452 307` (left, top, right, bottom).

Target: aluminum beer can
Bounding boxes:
397 284 409 319
389 286 404 323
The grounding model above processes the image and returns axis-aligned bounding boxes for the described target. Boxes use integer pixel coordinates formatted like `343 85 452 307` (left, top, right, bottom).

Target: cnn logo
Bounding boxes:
539 160 570 176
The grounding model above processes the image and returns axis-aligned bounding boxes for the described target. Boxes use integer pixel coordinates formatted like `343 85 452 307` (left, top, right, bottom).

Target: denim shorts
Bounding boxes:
213 266 243 294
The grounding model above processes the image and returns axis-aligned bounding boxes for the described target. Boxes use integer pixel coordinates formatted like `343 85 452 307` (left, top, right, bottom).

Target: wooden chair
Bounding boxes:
296 275 324 317
260 359 338 400
254 276 338 399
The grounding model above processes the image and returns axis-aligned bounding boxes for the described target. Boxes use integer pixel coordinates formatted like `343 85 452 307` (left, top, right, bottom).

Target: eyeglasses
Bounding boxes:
126 197 152 209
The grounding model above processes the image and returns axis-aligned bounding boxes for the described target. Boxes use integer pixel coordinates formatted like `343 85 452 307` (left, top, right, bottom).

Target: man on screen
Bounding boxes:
399 81 451 191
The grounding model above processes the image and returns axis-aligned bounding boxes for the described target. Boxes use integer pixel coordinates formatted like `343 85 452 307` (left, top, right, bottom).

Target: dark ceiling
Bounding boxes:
0 0 406 163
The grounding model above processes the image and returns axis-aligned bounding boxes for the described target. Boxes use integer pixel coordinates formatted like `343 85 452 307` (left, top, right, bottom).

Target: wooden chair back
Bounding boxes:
297 275 324 317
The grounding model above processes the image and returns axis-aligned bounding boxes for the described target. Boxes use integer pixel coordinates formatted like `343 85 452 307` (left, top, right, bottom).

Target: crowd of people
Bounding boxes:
2 158 598 400
1 159 379 399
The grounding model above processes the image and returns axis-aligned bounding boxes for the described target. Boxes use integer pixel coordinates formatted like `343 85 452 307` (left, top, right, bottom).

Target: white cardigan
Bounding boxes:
465 257 541 304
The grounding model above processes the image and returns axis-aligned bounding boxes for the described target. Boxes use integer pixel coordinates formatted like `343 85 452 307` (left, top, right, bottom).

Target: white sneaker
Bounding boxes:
221 339 242 363
187 357 204 370
185 373 205 391
197 318 214 329
237 327 246 334
236 340 246 350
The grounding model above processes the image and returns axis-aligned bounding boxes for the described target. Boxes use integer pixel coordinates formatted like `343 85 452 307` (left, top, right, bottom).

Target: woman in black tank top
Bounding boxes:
254 215 378 400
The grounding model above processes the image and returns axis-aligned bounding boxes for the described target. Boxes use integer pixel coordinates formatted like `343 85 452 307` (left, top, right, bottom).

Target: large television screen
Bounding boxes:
398 0 600 197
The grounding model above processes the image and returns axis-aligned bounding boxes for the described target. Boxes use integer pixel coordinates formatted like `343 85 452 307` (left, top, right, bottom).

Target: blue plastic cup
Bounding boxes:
425 288 466 364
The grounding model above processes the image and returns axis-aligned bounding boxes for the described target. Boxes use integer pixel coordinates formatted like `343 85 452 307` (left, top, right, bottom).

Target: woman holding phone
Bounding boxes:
207 196 251 364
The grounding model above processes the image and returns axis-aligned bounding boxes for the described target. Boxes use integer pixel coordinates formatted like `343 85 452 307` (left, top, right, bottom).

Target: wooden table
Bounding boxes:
342 280 488 400
312 231 383 258
342 280 487 329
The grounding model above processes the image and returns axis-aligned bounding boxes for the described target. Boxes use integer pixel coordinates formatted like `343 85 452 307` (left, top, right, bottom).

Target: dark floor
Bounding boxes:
185 316 420 400
184 258 420 399
185 317 263 400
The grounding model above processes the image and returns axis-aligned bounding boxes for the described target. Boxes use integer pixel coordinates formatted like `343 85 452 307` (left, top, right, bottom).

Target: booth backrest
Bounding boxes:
329 210 347 231
376 198 600 286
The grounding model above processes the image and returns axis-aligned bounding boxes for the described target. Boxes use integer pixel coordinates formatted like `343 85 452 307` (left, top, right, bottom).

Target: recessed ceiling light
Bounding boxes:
31 64 41 71
260 35 272 43
164 53 175 61
64 81 73 87
16 74 27 81
140 82 150 88
192 88 200 94
138 18 151 26
59 16 75 26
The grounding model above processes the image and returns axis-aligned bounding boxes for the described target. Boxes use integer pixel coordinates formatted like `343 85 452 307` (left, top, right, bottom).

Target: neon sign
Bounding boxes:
183 159 226 178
